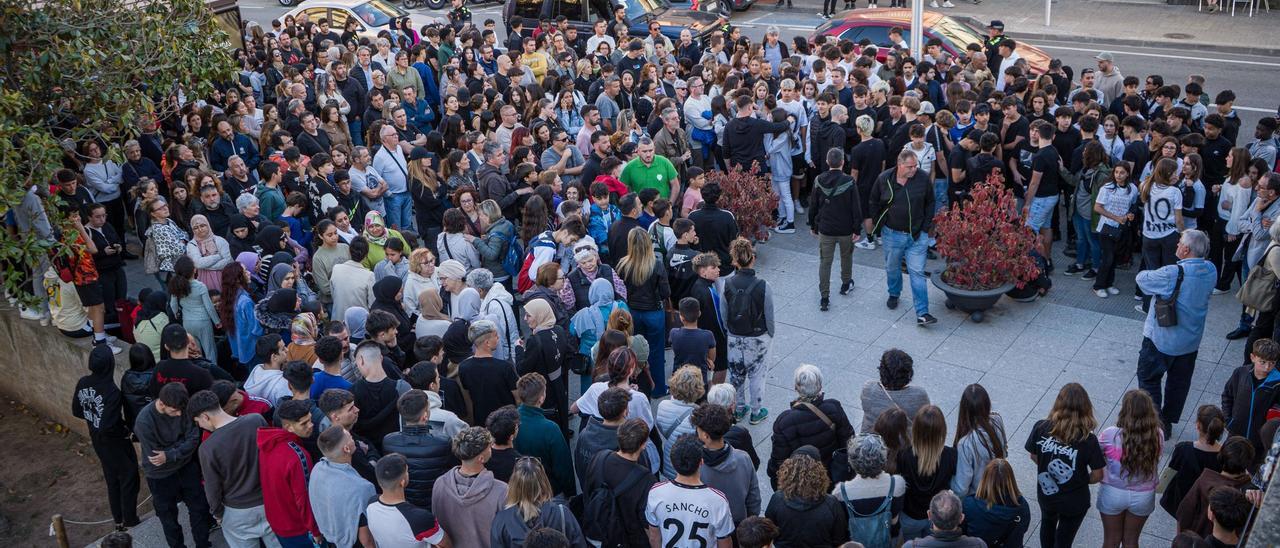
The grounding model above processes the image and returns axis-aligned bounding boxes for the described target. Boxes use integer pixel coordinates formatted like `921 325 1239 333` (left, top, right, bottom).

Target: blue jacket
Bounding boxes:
962 494 1030 547
209 133 261 173
587 202 620 257
231 289 263 364
401 98 436 136
412 61 440 110
1137 258 1217 356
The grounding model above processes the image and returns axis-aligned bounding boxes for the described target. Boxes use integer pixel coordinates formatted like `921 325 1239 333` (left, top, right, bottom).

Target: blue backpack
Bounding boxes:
840 477 895 548
501 229 524 280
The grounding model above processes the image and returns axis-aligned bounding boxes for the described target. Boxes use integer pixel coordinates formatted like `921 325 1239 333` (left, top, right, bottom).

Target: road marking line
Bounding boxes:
1033 44 1280 68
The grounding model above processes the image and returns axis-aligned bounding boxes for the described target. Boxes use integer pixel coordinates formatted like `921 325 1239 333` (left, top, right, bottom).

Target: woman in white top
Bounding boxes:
1139 136 1183 183
413 287 452 339
1093 161 1140 297
401 247 440 315
1180 153 1207 231
1099 115 1126 164
437 208 481 272
81 140 126 236
1138 158 1184 311
1214 147 1255 292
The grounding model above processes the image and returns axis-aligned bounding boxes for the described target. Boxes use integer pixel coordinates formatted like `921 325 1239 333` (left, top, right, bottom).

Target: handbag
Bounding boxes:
1153 265 1183 328
1156 466 1178 494
143 237 160 275
1098 221 1125 240
1237 246 1280 312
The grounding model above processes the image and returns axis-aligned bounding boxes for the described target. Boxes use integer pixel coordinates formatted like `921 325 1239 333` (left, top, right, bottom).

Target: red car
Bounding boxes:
812 9 1051 75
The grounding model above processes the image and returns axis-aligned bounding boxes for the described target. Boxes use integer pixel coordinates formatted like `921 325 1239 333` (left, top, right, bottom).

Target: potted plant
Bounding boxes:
931 178 1042 322
707 164 779 241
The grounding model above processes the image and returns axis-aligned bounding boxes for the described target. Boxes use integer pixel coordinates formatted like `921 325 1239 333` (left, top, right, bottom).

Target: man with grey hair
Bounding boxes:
1136 228 1217 437
349 145 388 217
683 76 714 170
903 491 985 547
809 145 863 311
595 76 622 132
653 106 692 183
372 125 412 231
766 364 855 489
457 319 519 425
478 142 528 219
467 268 520 362
872 149 936 326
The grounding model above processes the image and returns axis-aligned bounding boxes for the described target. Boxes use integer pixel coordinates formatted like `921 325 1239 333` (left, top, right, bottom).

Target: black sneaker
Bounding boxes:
1064 264 1084 276
917 314 938 326
1162 419 1173 440
775 221 796 234
839 280 854 295
886 296 899 309
1226 327 1251 340
1082 269 1097 280
820 297 830 311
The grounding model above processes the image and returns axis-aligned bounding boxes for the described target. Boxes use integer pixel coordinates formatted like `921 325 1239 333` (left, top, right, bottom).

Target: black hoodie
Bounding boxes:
764 491 849 547
808 170 863 237
73 346 129 439
810 116 847 174
723 115 790 171
371 276 416 361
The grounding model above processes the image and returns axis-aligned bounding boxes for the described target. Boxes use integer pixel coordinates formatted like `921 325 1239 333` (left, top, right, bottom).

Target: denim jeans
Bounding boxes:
881 227 930 316
1071 213 1101 268
933 178 949 214
632 308 668 397
348 118 364 147
384 191 414 232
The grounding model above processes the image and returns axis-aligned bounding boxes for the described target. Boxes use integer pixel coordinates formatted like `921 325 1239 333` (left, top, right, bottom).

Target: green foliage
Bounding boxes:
0 0 236 303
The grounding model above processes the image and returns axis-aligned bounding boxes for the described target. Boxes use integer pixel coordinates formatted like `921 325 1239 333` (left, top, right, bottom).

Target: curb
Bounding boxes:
949 15 1280 57
1007 30 1280 58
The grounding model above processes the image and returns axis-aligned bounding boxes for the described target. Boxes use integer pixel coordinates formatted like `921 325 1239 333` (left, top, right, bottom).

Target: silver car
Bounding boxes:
282 0 445 41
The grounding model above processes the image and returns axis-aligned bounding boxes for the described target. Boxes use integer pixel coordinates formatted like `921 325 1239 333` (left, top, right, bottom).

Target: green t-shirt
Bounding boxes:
620 155 678 199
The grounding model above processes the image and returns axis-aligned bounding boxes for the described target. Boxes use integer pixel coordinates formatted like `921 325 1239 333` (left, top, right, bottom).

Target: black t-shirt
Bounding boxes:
1024 419 1105 514
154 358 214 395
1031 146 1063 197
457 356 518 425
1002 116 1029 159
850 138 887 189
486 446 522 483
949 146 973 185
1052 129 1082 167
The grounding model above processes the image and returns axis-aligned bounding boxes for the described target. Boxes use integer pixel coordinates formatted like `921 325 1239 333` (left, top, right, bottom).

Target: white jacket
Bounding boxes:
480 283 520 362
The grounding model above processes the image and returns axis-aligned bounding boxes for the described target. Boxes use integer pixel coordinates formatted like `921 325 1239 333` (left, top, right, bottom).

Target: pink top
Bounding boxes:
1098 426 1163 491
682 187 704 216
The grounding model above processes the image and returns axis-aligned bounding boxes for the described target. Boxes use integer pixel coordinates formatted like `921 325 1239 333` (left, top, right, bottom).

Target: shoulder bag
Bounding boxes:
1153 265 1184 328
1237 245 1280 313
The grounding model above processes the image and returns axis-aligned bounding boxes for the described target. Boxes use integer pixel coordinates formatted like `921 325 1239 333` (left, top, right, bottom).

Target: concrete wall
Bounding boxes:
0 308 127 437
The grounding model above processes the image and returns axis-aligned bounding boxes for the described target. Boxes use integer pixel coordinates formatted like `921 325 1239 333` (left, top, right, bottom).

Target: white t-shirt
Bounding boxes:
366 500 446 548
574 382 654 428
1142 184 1183 239
645 481 736 546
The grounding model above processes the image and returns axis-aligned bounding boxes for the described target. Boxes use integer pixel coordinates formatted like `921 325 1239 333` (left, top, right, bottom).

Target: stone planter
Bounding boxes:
932 273 1013 323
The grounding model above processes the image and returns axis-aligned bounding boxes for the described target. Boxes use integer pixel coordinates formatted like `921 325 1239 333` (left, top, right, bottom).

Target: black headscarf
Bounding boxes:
227 214 256 257
136 289 169 324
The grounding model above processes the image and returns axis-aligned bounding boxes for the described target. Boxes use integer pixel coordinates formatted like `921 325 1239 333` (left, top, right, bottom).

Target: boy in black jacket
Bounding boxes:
1222 338 1280 454
73 345 141 530
689 252 729 383
809 148 864 311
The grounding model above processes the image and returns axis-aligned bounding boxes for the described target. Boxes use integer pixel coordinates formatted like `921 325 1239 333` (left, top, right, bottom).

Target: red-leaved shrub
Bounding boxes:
707 164 779 241
933 179 1041 290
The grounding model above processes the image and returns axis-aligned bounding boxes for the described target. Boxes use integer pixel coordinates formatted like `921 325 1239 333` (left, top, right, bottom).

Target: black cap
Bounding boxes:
409 146 431 161
988 20 1004 30
973 103 992 115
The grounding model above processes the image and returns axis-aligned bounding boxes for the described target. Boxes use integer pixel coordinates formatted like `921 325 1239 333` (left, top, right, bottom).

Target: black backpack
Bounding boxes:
581 452 648 543
725 277 764 336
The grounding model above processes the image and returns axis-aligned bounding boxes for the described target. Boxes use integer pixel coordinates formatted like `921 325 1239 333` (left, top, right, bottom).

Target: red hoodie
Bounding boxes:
257 427 319 538
594 174 629 197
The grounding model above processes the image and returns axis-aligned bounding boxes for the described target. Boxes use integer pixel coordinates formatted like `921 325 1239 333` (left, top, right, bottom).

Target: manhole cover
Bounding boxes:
1163 32 1195 39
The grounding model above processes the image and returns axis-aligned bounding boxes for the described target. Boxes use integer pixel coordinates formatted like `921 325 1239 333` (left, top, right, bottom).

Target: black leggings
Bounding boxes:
1039 508 1087 548
823 0 837 13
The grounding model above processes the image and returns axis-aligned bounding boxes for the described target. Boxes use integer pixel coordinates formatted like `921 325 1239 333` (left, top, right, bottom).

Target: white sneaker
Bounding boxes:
1094 289 1109 298
1134 304 1146 314
856 239 877 250
1212 287 1229 295
19 306 44 321
793 200 806 215
1108 287 1120 295
942 0 955 6
929 0 939 6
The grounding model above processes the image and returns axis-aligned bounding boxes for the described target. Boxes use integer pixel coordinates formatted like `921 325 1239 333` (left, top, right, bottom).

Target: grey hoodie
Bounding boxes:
700 444 761 524
432 467 508 548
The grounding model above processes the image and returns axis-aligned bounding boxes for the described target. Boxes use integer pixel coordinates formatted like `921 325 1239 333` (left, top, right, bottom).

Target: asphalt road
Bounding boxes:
237 0 1275 132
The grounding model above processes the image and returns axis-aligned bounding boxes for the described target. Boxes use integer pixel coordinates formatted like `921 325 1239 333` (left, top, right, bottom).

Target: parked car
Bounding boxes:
668 0 755 14
812 9 1051 75
504 0 721 42
284 0 446 41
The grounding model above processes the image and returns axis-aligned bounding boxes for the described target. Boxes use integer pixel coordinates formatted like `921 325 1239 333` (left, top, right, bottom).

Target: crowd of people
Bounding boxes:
5 2 1280 547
